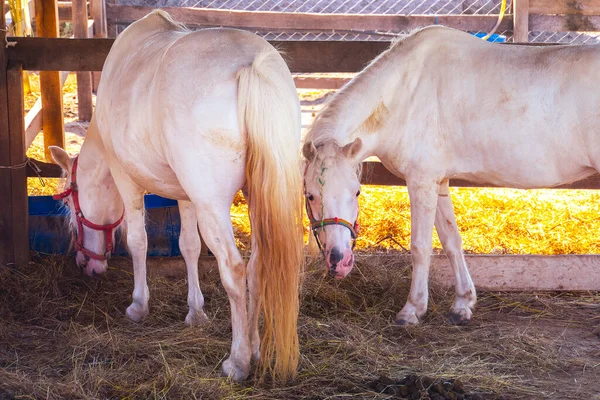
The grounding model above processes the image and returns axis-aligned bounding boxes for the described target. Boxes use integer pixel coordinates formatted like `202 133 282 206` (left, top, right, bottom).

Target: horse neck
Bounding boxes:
309 44 411 158
77 130 122 214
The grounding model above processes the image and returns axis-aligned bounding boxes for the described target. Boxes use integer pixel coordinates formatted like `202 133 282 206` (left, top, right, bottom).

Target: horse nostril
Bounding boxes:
92 270 97 277
329 248 344 265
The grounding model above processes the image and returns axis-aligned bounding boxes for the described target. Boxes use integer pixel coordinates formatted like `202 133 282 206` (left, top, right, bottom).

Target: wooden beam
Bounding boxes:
513 0 529 43
57 1 72 21
108 254 600 291
530 14 600 31
294 75 352 89
22 155 600 190
35 0 64 162
73 0 92 121
24 22 93 148
360 161 600 190
25 70 69 149
7 37 114 71
26 157 62 177
431 254 600 291
529 0 600 16
106 5 513 33
90 0 107 91
0 0 14 266
6 38 392 72
7 64 29 265
5 38 565 74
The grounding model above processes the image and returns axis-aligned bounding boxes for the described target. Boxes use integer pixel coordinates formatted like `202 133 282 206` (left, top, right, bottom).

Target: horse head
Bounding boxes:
303 138 363 279
50 146 124 277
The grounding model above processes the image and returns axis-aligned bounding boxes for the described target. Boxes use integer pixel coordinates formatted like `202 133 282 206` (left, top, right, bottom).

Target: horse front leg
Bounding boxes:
396 178 438 325
434 186 476 325
111 170 150 322
195 201 250 382
177 200 208 326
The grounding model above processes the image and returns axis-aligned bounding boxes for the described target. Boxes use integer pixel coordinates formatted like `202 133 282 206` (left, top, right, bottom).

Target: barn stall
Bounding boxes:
1 0 600 398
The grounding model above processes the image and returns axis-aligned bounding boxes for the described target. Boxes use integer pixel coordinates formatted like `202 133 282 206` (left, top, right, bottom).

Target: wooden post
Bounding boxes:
1 0 13 266
35 0 64 162
7 64 28 266
90 0 107 92
0 0 29 267
513 0 529 43
73 0 92 121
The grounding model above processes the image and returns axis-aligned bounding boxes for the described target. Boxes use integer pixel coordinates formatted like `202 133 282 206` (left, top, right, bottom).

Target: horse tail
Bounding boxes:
237 48 304 382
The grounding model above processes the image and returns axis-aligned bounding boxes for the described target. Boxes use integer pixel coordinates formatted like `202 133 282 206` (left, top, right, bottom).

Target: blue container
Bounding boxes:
29 194 182 257
471 32 507 43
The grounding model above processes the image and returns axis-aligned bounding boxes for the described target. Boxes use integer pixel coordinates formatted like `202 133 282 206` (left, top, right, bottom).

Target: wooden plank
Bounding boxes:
277 41 390 73
6 38 391 72
0 0 14 266
21 156 600 190
108 254 600 291
25 70 69 149
7 64 29 265
73 0 92 121
530 14 600 31
26 158 62 178
529 0 600 16
430 254 600 291
7 37 114 71
294 75 352 89
361 161 600 189
513 0 529 43
106 5 513 33
57 1 80 21
90 0 107 91
6 38 565 74
35 0 64 162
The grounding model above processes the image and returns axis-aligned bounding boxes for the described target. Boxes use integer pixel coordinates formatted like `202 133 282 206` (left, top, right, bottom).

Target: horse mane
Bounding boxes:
147 9 189 32
305 26 438 147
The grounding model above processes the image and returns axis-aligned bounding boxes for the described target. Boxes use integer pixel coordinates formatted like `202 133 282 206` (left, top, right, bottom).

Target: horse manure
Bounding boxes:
369 375 500 399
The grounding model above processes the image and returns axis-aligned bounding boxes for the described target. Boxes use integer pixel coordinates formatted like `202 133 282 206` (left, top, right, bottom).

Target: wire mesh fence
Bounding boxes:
107 0 600 44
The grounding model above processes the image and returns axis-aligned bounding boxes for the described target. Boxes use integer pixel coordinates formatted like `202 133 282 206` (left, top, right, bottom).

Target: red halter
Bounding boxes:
53 156 124 261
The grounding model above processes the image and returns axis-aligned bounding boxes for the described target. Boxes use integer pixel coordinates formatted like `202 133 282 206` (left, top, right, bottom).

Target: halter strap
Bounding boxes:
304 195 359 254
53 156 124 261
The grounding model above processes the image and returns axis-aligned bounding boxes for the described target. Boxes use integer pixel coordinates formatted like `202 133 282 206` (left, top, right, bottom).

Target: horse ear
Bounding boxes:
342 138 362 159
49 146 72 172
302 140 317 161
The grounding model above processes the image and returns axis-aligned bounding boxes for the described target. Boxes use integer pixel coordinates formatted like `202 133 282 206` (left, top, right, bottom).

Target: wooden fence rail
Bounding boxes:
52 2 600 34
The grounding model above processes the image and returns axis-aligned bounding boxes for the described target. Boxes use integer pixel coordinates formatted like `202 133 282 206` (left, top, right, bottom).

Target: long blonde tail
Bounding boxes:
237 49 304 381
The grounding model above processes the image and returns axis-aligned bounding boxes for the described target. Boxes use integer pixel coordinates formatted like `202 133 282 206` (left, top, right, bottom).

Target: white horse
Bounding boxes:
303 26 600 326
49 10 304 382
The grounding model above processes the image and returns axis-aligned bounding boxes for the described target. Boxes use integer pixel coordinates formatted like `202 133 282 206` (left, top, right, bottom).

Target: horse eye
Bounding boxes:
307 194 314 201
356 190 361 197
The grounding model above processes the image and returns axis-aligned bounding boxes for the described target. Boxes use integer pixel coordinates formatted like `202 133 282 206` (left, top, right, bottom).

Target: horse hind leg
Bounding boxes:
243 190 261 363
434 184 476 325
194 200 251 382
177 200 208 326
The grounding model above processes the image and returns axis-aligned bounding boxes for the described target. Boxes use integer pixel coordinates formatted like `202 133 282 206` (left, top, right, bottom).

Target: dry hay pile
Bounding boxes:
1 254 599 399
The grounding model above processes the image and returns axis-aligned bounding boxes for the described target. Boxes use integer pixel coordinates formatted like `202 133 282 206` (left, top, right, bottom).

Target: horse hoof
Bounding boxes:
221 357 250 382
395 314 419 326
447 311 471 326
185 310 209 326
126 302 149 322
